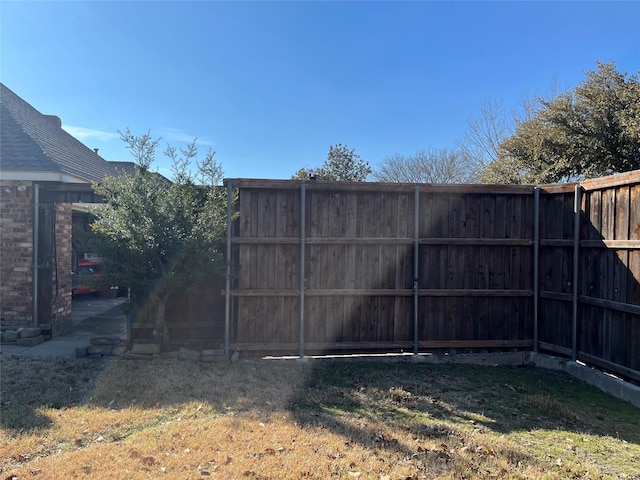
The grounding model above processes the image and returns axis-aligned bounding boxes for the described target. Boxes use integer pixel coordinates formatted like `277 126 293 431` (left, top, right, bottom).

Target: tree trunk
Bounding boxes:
150 291 170 352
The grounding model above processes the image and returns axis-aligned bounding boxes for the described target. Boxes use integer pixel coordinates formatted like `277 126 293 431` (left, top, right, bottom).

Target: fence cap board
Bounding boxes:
227 168 640 194
539 169 640 193
225 178 535 194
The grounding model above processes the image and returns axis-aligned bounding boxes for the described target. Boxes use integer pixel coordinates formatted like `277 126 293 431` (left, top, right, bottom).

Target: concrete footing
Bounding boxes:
411 351 640 409
274 351 639 409
529 353 640 408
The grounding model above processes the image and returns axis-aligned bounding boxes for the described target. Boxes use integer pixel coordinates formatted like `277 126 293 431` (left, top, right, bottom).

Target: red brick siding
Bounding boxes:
51 202 72 326
0 188 73 331
0 187 34 326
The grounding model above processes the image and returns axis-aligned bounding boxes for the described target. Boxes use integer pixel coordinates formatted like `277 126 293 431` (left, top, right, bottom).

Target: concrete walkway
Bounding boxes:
0 296 127 358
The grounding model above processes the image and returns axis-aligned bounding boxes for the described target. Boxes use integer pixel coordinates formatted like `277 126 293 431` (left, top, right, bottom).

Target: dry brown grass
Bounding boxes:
1 356 639 479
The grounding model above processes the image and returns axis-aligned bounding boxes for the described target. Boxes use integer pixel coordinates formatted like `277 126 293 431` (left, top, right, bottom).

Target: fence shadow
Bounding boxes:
286 360 640 444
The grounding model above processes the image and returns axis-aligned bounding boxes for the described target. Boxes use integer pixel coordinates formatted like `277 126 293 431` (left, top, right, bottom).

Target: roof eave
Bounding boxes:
0 170 93 183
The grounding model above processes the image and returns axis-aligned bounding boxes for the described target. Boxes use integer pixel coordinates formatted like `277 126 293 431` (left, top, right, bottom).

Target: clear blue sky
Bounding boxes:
2 1 638 180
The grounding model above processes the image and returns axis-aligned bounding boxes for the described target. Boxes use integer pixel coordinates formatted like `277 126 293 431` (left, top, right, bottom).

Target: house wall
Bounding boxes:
0 187 73 334
0 186 34 326
51 202 73 334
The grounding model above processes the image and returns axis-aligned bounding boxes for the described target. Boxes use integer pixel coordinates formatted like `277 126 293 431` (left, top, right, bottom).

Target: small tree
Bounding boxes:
292 143 371 181
479 62 640 184
90 129 227 351
372 148 475 184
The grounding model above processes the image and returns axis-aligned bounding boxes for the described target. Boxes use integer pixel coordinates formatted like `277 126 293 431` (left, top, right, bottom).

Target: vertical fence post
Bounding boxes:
224 180 234 359
413 186 420 355
571 184 582 361
533 187 540 353
299 183 307 359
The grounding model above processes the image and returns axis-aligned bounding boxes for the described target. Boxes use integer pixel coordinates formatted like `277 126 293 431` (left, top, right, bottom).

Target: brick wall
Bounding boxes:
0 188 73 333
51 202 72 332
0 186 34 326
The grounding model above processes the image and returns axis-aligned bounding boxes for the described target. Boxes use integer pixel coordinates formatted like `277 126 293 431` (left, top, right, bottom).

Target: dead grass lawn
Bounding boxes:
1 356 639 479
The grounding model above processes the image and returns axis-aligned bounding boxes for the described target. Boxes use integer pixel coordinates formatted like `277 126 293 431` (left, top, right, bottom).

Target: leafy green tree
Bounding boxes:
372 147 475 184
292 143 371 181
90 129 227 351
480 62 640 184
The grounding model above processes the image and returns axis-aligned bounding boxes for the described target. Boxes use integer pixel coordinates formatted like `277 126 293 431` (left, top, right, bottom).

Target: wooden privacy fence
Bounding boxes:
222 171 639 382
537 172 640 382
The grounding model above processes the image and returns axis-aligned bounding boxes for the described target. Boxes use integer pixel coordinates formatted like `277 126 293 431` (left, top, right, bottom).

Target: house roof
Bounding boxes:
108 161 138 175
0 83 119 184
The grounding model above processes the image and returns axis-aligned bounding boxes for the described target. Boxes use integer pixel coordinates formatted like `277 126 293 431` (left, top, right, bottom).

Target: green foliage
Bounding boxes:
480 62 640 184
372 148 475 184
292 143 371 181
90 129 227 309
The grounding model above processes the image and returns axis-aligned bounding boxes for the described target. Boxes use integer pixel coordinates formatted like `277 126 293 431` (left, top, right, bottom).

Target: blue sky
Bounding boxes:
1 1 638 180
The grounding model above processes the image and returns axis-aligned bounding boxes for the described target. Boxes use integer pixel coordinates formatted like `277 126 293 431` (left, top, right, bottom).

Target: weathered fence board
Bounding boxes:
229 181 537 357
573 179 640 374
537 173 640 378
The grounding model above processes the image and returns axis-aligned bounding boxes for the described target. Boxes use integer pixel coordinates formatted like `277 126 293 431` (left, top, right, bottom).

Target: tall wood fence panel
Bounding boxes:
415 190 534 350
537 171 640 382
537 188 576 355
229 181 536 356
225 172 639 381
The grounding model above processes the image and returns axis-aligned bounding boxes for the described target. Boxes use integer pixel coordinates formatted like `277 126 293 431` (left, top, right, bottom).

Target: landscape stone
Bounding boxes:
87 344 115 355
122 353 153 361
3 330 19 342
201 355 225 363
178 347 201 362
90 336 122 346
202 349 224 357
16 335 44 347
39 323 52 334
131 343 161 355
18 327 41 339
159 351 178 359
111 346 127 356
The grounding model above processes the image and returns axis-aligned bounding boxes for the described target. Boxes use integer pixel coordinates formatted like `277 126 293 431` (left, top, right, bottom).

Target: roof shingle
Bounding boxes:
0 83 119 183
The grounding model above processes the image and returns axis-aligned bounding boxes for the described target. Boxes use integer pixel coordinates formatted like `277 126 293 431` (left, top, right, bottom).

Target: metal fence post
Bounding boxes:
224 180 234 359
299 183 307 359
533 187 540 353
413 186 420 355
572 184 582 361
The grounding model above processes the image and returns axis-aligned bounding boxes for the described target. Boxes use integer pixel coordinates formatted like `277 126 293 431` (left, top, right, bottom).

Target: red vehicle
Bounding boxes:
72 260 103 296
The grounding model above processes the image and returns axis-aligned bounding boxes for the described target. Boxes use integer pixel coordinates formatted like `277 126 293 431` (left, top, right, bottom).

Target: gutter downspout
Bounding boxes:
32 184 40 327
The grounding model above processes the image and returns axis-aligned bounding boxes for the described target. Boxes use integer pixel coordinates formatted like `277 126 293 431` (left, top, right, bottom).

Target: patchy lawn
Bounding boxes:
1 356 639 479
